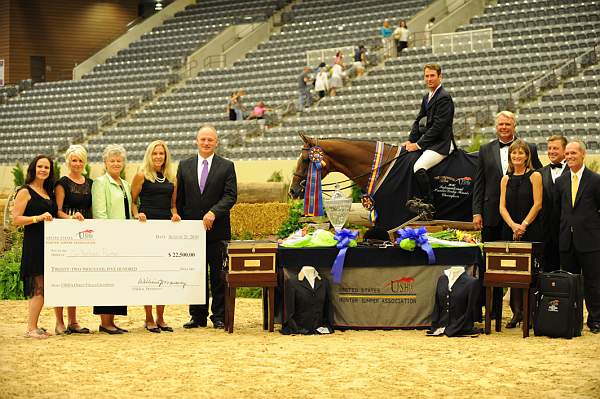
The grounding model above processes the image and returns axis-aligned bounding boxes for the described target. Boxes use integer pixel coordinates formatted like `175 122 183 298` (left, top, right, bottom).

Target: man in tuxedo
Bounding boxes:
555 141 600 334
539 135 569 271
472 111 542 317
472 111 543 237
177 126 237 329
404 63 454 211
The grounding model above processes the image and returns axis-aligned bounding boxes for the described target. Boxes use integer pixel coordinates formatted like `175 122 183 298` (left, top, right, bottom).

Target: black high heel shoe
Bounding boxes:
505 313 523 329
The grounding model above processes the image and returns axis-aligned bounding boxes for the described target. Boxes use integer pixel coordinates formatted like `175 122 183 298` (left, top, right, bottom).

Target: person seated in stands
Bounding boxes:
246 101 271 120
230 89 247 121
227 91 237 121
314 65 330 99
353 45 367 77
298 67 313 110
403 63 454 214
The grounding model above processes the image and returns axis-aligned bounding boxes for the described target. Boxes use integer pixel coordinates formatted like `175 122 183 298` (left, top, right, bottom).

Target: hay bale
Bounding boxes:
237 182 287 203
231 202 289 238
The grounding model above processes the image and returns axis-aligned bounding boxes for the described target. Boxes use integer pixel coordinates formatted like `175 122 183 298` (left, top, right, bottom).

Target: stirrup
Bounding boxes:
405 198 435 220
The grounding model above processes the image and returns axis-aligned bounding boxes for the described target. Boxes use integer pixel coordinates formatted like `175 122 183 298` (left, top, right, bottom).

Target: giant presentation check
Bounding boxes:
44 219 206 306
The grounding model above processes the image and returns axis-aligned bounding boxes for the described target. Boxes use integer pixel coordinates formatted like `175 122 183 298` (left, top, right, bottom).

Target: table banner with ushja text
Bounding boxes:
44 219 206 306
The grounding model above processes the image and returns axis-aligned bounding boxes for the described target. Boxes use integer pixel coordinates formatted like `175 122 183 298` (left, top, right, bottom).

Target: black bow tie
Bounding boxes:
550 163 563 169
499 141 513 148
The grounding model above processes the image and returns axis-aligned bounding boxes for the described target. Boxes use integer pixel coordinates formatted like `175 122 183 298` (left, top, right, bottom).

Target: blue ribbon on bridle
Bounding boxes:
395 226 436 264
331 228 359 283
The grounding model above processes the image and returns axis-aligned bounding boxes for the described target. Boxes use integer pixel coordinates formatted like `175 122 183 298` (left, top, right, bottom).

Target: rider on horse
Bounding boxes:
403 63 455 217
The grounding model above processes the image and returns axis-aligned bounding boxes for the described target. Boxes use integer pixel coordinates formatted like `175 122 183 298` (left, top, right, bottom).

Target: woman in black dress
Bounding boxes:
499 139 543 328
53 145 93 335
12 155 57 339
131 140 180 333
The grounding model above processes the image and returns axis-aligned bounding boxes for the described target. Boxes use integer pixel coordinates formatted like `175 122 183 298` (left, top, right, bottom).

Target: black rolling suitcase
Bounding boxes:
534 270 583 339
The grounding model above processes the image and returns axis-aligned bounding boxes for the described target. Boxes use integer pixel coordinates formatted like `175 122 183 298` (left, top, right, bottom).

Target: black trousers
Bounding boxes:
543 232 561 272
560 247 600 328
189 240 227 322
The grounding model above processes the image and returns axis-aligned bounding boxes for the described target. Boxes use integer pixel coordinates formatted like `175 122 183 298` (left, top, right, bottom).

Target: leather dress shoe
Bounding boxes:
99 325 123 335
590 323 600 334
212 320 225 329
183 319 207 328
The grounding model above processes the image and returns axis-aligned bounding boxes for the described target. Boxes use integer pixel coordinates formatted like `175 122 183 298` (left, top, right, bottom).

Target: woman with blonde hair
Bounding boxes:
499 139 543 328
131 140 180 333
92 144 131 334
53 145 92 335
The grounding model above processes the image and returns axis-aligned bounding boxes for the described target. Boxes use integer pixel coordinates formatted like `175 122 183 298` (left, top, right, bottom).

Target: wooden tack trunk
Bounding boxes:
483 241 543 284
227 240 278 274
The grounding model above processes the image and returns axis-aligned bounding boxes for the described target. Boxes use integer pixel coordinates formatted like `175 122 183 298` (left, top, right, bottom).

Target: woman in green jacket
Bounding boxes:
91 144 132 334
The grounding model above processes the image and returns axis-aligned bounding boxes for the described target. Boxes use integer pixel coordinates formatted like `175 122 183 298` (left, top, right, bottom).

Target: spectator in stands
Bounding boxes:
227 92 237 121
131 140 180 333
394 20 410 55
231 89 247 121
380 20 395 58
246 101 271 120
314 66 330 99
539 134 569 272
555 140 600 334
329 60 345 97
334 51 343 66
424 17 435 47
12 155 57 339
353 45 367 77
298 67 313 110
92 144 131 334
499 139 543 328
404 63 454 211
53 145 92 335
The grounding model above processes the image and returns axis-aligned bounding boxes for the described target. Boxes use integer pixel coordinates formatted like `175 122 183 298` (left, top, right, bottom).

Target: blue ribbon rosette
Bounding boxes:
395 226 436 264
330 229 359 283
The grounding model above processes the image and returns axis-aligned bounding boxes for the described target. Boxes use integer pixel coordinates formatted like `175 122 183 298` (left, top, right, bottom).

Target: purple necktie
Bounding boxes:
199 159 208 193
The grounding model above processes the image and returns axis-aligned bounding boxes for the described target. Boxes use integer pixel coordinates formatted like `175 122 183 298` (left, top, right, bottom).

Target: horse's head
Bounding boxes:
289 133 330 199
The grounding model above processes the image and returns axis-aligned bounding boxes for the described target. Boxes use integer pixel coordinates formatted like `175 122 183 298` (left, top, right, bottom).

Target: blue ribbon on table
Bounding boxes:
331 229 359 284
395 226 436 264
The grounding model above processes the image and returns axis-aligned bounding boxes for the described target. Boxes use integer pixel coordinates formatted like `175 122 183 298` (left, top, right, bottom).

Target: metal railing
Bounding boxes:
432 28 493 54
306 46 356 67
511 44 599 104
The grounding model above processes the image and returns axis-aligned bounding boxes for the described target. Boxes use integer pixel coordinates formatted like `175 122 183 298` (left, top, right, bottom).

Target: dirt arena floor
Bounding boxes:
0 299 599 399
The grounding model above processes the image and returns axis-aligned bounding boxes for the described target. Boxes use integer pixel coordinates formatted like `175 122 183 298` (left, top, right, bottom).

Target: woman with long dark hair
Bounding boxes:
12 155 57 339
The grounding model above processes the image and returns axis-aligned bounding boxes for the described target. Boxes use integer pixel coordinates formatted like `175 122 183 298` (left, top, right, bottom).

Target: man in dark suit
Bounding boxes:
472 111 542 237
405 63 454 210
554 140 600 334
177 125 237 329
472 111 542 317
539 135 569 272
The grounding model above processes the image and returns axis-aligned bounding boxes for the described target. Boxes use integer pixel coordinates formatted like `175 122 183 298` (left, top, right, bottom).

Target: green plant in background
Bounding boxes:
267 170 283 182
11 163 25 188
586 159 599 173
351 184 362 203
0 229 25 300
82 163 92 178
277 200 304 239
467 134 483 153
236 287 262 298
54 163 61 179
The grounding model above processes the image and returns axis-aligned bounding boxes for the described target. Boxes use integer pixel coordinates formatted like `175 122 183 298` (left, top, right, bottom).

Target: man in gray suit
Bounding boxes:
177 126 237 329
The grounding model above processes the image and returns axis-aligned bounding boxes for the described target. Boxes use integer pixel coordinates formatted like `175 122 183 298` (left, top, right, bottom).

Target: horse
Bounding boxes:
289 134 478 230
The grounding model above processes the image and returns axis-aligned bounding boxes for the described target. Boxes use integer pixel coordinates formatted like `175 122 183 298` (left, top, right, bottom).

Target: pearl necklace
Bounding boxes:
155 174 166 183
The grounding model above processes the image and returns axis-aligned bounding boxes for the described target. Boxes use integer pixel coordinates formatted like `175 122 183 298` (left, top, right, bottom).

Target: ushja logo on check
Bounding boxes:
383 277 415 293
76 229 94 239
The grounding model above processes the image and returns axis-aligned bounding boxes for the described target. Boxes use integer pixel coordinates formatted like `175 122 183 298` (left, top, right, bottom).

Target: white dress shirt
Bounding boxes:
550 160 567 183
499 142 511 175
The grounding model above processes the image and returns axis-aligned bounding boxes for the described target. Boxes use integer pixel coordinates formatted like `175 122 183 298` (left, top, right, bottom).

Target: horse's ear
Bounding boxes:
299 132 311 145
